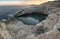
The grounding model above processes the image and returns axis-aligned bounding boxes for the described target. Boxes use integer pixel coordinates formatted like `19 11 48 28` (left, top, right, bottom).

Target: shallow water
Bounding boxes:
17 14 47 25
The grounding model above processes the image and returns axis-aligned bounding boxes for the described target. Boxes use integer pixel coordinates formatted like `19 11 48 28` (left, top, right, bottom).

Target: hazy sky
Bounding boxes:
0 0 43 1
0 0 55 6
0 0 42 1
0 0 55 1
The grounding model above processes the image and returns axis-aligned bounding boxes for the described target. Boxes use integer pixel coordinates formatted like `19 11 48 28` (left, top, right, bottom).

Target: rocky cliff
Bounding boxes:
0 1 60 39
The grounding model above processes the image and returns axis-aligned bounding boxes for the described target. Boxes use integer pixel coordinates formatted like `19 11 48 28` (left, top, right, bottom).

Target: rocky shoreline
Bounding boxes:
0 1 60 39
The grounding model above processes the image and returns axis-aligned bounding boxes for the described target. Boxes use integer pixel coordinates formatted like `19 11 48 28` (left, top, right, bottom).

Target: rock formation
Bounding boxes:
0 1 60 39
32 1 60 35
35 20 60 39
0 23 12 39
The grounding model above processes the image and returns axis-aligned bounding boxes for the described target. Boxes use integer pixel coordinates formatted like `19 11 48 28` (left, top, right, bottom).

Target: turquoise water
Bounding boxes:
17 14 47 25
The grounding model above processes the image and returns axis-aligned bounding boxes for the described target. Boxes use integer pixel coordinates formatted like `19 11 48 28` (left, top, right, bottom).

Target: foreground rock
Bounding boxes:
32 1 60 35
6 20 34 39
0 23 12 39
35 20 60 39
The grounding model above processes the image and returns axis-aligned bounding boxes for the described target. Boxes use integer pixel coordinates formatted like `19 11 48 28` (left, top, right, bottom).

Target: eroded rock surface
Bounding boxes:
0 1 60 39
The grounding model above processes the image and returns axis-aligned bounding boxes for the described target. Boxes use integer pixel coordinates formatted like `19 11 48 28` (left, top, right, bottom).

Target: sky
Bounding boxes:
0 0 55 6
0 0 46 1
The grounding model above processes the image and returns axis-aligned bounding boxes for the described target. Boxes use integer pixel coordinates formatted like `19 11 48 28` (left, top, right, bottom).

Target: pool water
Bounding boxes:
17 14 47 25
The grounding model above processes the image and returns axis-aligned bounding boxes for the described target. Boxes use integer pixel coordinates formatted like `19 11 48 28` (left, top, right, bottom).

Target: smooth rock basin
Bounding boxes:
17 14 47 25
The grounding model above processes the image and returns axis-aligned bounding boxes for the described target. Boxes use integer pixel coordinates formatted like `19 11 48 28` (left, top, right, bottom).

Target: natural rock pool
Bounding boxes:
17 14 47 25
